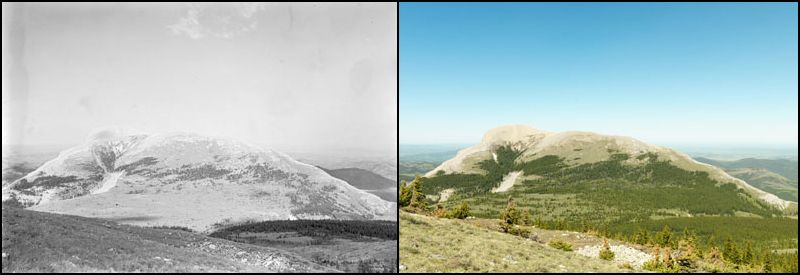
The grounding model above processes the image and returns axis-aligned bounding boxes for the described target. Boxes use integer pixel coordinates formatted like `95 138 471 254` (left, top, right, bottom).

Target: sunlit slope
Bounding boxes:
425 125 796 215
399 212 627 273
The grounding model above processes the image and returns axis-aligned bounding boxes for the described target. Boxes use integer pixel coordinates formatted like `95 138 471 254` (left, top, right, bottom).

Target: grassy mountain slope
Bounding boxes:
1 205 333 273
399 212 628 273
427 126 794 212
420 144 798 265
695 157 798 182
694 157 798 202
320 167 397 202
425 149 785 221
399 161 438 182
726 168 798 202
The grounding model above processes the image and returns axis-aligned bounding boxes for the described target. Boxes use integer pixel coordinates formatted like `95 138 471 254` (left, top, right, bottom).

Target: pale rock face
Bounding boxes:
2 128 395 231
479 124 548 145
425 124 796 211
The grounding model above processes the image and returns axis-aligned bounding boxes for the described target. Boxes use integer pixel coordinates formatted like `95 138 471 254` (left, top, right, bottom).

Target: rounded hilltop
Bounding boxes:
3 129 396 231
426 124 796 211
479 124 550 145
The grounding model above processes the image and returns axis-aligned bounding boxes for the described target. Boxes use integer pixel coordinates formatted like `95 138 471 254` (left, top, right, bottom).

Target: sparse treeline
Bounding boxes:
209 220 397 241
400 176 472 220
528 208 797 272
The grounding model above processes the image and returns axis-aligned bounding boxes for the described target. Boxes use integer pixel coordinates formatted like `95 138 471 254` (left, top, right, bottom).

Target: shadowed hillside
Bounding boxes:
320 167 397 202
1 204 334 273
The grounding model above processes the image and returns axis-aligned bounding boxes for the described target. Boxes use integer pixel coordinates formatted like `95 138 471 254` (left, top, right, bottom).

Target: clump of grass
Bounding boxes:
507 225 531 238
599 248 615 260
599 238 615 260
548 239 573 251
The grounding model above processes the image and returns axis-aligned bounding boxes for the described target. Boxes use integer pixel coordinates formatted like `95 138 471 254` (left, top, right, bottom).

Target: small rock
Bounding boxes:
2 253 7 258
208 244 217 249
399 264 406 271
236 251 246 256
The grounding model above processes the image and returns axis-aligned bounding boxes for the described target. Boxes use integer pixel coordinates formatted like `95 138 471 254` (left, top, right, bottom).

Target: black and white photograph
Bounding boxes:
2 2 397 273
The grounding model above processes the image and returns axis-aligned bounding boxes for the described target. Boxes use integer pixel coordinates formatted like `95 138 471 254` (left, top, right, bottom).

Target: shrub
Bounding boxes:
521 209 532 226
599 238 615 260
499 196 521 232
448 202 471 219
507 225 531 238
599 249 615 260
643 246 681 273
642 258 662 272
549 239 573 251
432 204 448 218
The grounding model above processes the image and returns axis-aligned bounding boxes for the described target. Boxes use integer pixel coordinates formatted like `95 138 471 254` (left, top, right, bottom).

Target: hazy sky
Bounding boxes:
2 3 397 155
400 3 798 146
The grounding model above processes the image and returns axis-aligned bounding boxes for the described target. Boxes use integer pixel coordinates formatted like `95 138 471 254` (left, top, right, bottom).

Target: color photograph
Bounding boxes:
399 2 798 273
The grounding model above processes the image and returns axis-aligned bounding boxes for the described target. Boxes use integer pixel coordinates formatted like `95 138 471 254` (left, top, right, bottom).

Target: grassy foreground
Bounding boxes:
1 205 333 272
399 211 628 272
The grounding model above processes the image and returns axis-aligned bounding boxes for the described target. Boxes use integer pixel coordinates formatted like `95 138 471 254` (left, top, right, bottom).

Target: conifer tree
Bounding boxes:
408 176 428 210
398 180 411 207
723 237 741 265
499 196 521 232
521 208 532 226
655 225 673 247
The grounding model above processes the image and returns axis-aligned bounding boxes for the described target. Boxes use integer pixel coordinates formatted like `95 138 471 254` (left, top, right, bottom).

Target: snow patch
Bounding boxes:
491 171 522 193
93 171 124 194
439 188 455 202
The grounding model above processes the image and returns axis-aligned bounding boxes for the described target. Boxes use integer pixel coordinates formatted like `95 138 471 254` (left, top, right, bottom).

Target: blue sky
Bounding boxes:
400 3 798 146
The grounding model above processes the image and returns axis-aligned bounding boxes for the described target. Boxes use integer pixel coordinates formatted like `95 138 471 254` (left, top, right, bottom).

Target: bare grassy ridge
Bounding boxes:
399 211 628 273
1 204 334 272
